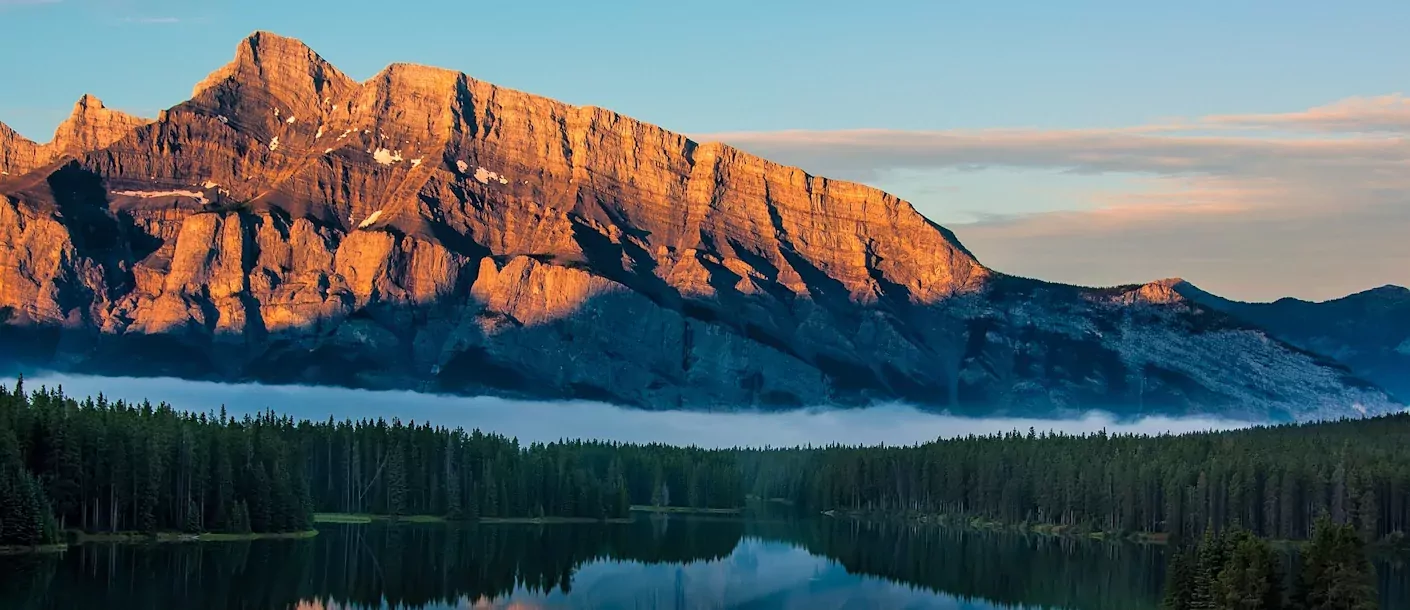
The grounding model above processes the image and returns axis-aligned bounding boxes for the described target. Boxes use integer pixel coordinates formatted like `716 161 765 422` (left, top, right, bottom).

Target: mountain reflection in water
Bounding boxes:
3 517 1407 609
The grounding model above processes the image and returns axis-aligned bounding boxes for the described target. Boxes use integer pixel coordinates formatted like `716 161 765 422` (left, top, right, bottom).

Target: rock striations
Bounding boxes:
0 94 150 176
0 32 1398 420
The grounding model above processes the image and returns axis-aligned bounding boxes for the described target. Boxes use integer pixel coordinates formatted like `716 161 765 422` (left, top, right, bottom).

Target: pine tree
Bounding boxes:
1292 517 1377 610
1215 531 1282 610
385 443 408 516
1162 549 1197 610
1191 526 1229 610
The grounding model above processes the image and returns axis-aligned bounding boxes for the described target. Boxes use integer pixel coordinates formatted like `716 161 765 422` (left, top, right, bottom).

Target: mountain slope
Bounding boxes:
1176 282 1410 401
0 32 1396 420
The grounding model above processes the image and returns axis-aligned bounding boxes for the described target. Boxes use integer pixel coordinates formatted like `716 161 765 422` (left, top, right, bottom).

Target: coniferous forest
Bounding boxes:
3 376 1410 562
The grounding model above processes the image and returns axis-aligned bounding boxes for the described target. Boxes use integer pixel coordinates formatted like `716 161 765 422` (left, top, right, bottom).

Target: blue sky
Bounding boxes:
2 0 1408 300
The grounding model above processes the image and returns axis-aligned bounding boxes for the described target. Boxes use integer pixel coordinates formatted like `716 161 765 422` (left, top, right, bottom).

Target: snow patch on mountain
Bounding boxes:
474 166 509 185
358 210 383 229
373 148 403 165
112 189 209 205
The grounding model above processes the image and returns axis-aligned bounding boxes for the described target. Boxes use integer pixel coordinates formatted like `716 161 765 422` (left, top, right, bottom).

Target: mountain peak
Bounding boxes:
49 93 150 155
1366 284 1409 297
192 30 353 102
0 120 41 176
72 93 103 111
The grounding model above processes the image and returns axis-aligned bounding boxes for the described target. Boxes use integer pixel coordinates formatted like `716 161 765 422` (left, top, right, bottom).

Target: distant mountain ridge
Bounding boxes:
0 31 1397 420
1174 281 1410 402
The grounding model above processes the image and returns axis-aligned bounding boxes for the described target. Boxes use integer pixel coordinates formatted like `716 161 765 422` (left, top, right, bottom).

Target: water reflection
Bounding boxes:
0 518 1166 610
2 517 1408 609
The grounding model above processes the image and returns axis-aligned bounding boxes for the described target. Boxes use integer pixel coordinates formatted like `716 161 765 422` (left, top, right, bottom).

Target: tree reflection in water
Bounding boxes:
0 517 1405 609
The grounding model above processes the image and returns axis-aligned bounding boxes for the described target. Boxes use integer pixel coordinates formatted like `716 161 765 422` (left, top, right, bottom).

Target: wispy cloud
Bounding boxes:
1202 95 1410 134
703 127 1410 181
701 96 1410 300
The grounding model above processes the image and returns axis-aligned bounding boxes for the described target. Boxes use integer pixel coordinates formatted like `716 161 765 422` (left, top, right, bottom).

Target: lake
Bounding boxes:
2 517 1407 609
2 374 1406 608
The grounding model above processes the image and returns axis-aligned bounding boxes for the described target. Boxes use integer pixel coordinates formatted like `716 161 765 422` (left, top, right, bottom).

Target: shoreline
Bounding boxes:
313 513 635 525
822 511 1172 545
72 530 319 544
0 543 69 556
629 505 744 515
825 511 1410 553
0 530 319 554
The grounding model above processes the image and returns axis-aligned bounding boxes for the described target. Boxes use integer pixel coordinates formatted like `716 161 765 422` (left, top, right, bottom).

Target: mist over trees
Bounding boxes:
4 378 1409 557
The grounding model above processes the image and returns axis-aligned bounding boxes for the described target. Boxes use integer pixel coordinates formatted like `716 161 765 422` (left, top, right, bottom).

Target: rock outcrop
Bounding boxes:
0 94 150 176
0 32 1397 420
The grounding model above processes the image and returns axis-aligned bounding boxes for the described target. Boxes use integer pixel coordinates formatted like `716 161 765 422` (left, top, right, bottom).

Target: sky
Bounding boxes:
1 0 1407 300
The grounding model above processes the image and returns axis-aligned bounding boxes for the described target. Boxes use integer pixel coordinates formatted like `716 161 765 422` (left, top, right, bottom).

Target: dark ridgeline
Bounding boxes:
4 379 1410 546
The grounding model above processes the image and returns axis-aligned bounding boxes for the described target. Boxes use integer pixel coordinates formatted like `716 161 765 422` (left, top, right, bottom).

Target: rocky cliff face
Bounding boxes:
0 32 1397 420
0 95 150 177
1175 282 1410 402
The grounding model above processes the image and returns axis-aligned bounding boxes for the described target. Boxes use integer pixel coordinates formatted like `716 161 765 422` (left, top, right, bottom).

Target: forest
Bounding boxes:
3 377 1410 552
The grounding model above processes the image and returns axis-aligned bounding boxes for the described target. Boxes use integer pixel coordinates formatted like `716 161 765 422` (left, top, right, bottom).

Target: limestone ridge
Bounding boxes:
0 31 1397 420
0 94 151 177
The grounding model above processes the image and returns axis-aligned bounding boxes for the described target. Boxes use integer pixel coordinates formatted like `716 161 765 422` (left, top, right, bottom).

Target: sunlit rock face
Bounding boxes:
0 32 1397 419
0 94 149 176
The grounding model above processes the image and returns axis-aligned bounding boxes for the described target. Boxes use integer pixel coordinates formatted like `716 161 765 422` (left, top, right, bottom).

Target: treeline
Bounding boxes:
6 377 1410 548
297 419 744 520
0 380 746 542
0 380 313 545
750 415 1410 544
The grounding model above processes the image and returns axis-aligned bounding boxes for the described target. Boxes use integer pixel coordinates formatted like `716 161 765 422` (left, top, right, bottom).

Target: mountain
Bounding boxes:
0 94 150 176
0 32 1396 420
1175 282 1410 401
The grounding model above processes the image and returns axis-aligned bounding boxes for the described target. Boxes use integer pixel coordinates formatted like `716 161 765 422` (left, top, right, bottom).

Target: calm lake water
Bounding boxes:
3 517 1407 609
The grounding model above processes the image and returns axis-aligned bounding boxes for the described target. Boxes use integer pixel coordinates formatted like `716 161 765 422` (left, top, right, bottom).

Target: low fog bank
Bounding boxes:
9 373 1257 448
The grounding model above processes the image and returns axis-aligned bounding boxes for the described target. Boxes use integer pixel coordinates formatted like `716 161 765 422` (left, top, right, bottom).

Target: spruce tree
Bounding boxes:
1215 531 1282 610
1162 549 1197 610
1293 517 1377 610
1191 526 1230 609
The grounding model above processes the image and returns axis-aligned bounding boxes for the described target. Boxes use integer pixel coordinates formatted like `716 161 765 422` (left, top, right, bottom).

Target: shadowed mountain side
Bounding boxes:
0 32 1398 419
1175 281 1410 401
